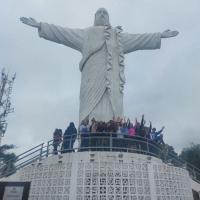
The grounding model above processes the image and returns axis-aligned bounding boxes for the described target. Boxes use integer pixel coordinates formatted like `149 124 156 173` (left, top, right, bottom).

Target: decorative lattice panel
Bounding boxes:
20 162 72 200
153 164 193 200
14 152 194 200
76 161 151 200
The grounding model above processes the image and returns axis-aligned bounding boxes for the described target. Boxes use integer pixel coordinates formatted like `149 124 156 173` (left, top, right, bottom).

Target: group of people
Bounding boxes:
52 122 77 154
80 115 165 143
52 115 165 154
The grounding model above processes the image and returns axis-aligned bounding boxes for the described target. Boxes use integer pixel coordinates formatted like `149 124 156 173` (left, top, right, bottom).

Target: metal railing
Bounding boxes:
1 133 200 184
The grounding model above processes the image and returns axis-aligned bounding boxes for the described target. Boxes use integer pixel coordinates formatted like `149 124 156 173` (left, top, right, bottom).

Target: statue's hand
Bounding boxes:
161 29 179 38
20 17 40 28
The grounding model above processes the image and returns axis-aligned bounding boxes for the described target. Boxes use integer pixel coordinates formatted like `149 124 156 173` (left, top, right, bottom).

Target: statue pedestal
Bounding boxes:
4 151 194 200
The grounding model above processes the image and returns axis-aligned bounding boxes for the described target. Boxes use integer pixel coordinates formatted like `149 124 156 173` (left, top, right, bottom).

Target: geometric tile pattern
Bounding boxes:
76 161 152 200
153 164 193 200
20 162 72 200
14 153 194 200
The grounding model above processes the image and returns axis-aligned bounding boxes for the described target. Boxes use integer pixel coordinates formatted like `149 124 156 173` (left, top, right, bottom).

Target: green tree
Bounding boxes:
160 143 183 166
0 68 16 177
179 143 200 169
0 144 16 177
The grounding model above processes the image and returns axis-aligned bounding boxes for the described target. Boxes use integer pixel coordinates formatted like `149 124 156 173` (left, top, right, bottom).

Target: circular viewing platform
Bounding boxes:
2 133 200 182
1 133 199 200
55 133 163 155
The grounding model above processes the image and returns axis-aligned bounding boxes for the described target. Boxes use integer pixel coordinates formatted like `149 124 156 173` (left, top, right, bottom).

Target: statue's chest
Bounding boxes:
85 27 120 49
105 29 119 50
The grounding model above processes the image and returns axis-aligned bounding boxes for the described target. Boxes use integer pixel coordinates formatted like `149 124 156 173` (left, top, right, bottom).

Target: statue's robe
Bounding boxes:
38 23 161 123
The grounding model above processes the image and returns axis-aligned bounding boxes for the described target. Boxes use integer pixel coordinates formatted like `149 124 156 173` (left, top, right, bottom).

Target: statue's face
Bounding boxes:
94 8 110 26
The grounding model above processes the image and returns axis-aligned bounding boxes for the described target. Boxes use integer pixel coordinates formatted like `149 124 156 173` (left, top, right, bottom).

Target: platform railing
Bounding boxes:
0 142 47 178
1 133 200 183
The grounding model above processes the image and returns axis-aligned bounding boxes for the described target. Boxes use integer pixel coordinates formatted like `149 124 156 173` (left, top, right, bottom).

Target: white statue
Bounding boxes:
20 8 179 123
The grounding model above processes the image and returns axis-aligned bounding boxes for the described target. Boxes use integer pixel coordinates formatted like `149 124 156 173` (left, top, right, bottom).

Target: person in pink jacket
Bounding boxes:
128 119 137 137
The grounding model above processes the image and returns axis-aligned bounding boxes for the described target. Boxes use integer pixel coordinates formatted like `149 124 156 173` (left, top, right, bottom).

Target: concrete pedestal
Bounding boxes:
4 152 194 200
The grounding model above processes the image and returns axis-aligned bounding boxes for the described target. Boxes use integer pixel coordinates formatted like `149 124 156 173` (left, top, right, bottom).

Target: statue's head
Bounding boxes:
94 8 110 26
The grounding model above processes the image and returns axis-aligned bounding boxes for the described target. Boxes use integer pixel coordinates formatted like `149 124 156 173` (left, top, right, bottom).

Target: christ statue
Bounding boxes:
20 8 179 123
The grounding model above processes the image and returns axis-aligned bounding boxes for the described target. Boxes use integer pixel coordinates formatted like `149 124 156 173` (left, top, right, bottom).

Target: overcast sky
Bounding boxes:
0 0 200 154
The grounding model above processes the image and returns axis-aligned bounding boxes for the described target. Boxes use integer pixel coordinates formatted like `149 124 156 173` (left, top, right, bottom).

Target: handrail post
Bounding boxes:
69 135 72 152
110 134 112 152
46 141 50 157
78 133 81 150
147 139 149 155
193 167 196 179
39 143 44 159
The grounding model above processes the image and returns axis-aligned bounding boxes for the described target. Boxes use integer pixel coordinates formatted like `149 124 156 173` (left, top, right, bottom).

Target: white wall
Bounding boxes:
1 152 194 199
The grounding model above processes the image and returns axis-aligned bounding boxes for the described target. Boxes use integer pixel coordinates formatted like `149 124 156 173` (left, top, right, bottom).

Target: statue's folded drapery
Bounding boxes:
39 23 161 123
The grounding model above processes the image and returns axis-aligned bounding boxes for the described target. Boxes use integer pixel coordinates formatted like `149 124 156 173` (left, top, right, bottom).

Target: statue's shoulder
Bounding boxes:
84 26 93 31
85 26 104 31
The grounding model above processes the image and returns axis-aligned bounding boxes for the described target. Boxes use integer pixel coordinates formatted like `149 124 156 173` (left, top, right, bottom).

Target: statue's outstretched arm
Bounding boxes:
121 29 179 54
20 17 84 52
121 32 162 54
161 29 179 38
20 17 40 28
